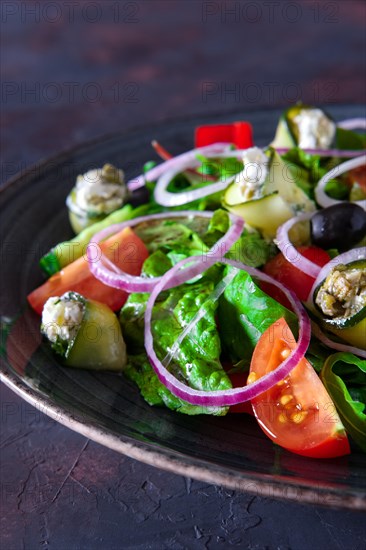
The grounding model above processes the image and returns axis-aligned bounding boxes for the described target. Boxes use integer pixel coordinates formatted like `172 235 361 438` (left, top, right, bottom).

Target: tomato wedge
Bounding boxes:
28 227 149 314
262 246 331 306
249 318 350 458
346 165 366 193
194 121 253 149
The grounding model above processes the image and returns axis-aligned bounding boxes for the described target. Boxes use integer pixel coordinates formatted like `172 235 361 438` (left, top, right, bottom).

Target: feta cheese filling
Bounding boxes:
235 147 269 201
316 265 366 319
42 292 85 345
293 109 336 149
74 164 127 215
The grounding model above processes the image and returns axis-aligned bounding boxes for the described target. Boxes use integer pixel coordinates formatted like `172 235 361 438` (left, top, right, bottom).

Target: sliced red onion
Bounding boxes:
315 155 366 210
126 143 233 192
144 256 311 406
307 247 366 303
311 322 366 359
276 212 321 279
337 118 366 131
153 150 251 207
87 211 244 293
274 148 364 158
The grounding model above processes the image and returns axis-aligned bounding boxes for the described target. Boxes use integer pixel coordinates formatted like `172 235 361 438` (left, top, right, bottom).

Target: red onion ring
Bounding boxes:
144 256 311 406
86 211 244 293
126 143 233 192
315 155 366 210
128 117 365 193
275 212 321 279
311 322 366 359
274 148 364 158
153 150 251 207
337 118 366 131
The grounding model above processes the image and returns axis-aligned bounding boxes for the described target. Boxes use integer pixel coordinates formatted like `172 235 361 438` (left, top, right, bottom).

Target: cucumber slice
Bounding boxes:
270 117 296 149
223 149 315 238
67 189 106 234
284 104 310 144
327 318 366 350
65 300 127 371
223 191 293 239
263 150 316 213
271 104 336 149
312 259 366 349
270 104 307 148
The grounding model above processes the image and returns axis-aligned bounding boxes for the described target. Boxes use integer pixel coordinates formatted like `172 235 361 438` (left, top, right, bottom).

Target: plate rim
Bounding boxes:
2 366 365 511
1 104 366 511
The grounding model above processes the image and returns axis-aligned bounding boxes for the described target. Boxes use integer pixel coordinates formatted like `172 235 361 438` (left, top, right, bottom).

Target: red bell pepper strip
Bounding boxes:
195 121 253 149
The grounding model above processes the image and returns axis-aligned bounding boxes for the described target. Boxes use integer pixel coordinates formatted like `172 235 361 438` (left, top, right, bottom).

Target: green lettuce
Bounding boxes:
125 354 226 415
218 266 297 367
121 211 283 415
203 209 272 267
321 352 366 452
121 268 231 416
335 128 366 150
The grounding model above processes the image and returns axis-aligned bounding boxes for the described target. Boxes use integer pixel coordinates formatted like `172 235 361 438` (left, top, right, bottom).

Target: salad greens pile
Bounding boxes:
121 210 275 415
321 353 366 452
29 103 366 457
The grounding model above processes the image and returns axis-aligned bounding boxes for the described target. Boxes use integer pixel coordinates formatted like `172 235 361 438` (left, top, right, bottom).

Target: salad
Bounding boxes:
27 104 366 459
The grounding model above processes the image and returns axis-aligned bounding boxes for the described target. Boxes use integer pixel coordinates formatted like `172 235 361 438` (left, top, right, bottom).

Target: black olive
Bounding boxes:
129 185 150 206
310 203 366 252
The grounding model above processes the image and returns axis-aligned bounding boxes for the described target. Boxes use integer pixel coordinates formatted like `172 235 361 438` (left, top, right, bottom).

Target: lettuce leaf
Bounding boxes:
125 354 226 415
335 128 366 150
121 271 231 416
203 210 272 267
321 352 366 452
218 266 297 367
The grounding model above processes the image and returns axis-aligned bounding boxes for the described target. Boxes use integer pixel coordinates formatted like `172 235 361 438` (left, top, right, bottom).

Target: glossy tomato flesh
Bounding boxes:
346 165 366 193
249 318 350 458
28 227 149 314
262 246 331 306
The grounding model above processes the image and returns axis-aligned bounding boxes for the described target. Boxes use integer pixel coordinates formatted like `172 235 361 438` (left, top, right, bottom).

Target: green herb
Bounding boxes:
321 353 366 452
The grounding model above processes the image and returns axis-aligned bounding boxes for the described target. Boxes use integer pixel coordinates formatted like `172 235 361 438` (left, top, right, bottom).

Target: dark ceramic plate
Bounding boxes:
1 106 365 510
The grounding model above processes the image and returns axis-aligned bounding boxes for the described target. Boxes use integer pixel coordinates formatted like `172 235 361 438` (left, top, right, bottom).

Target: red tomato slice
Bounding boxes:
195 122 253 149
249 318 350 458
262 246 331 306
28 227 149 314
346 165 366 193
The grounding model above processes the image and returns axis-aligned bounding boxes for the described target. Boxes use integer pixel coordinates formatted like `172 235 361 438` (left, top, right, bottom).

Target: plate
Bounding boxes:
1 105 365 510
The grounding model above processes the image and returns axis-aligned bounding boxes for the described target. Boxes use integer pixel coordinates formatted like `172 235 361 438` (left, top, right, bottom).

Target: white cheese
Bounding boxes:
235 147 269 200
316 266 366 318
293 109 336 149
74 164 127 215
42 294 84 344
